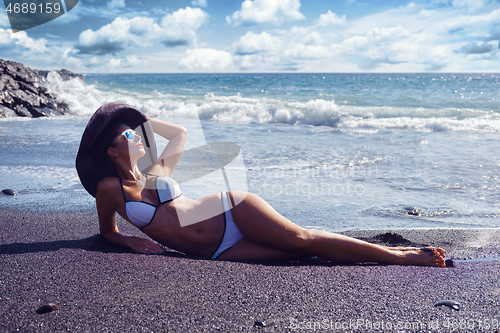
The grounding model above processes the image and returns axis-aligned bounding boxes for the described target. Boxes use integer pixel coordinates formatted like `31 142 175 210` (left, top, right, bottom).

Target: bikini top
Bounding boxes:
119 176 182 229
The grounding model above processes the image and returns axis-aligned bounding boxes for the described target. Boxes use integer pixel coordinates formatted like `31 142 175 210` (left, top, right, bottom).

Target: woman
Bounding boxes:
76 103 446 267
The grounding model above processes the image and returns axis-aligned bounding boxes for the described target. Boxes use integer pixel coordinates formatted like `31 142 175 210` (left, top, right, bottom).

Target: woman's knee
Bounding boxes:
286 228 315 254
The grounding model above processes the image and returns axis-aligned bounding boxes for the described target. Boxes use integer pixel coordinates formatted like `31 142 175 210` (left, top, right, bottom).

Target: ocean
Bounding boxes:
1 73 500 231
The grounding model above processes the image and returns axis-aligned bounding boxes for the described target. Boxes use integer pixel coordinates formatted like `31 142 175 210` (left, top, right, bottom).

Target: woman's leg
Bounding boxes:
217 238 302 261
226 191 446 267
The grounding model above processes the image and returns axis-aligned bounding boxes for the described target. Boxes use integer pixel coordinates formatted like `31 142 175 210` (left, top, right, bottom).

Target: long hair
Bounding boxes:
93 119 132 185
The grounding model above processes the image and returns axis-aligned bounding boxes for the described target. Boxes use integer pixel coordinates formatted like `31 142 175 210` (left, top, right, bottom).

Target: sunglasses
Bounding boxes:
111 129 139 146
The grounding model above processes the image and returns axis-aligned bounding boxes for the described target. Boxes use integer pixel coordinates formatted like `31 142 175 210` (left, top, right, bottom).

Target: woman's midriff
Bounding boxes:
142 193 226 258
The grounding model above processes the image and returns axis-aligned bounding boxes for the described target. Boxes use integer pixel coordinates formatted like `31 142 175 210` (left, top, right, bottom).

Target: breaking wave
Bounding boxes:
41 73 500 133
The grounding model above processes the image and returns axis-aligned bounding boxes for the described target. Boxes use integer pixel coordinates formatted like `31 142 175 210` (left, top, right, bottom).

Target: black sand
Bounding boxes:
1 207 500 332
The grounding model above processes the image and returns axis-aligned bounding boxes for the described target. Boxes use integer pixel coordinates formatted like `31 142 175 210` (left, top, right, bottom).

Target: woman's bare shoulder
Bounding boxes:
96 177 123 212
96 177 121 195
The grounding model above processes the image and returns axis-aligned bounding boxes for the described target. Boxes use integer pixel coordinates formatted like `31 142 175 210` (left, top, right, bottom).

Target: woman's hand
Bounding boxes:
126 236 165 254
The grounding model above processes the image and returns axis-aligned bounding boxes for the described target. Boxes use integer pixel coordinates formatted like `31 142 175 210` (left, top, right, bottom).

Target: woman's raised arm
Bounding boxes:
147 117 187 177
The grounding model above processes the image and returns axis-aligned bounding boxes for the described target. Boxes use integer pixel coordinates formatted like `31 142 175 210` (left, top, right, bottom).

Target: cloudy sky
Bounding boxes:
1 0 499 73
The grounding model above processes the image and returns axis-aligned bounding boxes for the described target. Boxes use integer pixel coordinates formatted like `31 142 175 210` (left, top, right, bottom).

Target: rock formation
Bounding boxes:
0 59 83 117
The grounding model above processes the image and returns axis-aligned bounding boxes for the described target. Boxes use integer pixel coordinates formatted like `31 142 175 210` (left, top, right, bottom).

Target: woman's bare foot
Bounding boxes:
388 247 446 267
382 245 446 257
381 245 418 251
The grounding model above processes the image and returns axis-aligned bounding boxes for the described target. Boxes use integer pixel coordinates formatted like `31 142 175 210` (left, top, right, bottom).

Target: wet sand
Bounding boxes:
1 207 500 332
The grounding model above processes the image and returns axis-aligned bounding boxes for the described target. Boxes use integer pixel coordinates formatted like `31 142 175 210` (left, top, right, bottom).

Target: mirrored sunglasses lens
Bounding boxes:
124 131 135 141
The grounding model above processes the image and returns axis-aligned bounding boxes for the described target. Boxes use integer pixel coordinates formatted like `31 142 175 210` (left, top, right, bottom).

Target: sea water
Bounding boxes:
1 73 499 231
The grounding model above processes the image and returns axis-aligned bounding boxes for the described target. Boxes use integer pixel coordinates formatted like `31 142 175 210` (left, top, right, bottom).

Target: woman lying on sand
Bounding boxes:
76 103 446 267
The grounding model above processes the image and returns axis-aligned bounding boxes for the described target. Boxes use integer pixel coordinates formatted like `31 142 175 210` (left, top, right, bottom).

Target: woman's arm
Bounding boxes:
146 117 187 177
96 178 164 254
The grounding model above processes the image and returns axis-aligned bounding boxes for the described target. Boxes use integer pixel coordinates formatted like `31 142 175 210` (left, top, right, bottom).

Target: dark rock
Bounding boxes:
18 81 38 95
434 300 460 311
9 89 32 104
38 68 83 81
1 189 17 195
445 258 454 267
12 104 32 117
0 105 16 117
32 106 59 117
404 206 420 216
36 303 59 314
0 74 20 90
0 90 15 104
0 58 83 118
374 232 416 246
253 321 266 327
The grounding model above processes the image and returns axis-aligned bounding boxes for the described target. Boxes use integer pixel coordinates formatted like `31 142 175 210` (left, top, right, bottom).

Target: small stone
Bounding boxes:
36 303 59 314
445 259 454 267
254 321 266 327
434 300 459 311
1 189 17 196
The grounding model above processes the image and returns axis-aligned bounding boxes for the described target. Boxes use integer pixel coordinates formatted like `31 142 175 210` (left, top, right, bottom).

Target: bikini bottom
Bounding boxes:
211 191 244 259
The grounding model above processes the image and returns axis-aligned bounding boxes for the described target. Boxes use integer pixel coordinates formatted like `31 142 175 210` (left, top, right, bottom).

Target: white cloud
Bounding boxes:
108 55 144 69
0 29 85 71
227 0 304 26
452 0 485 11
442 9 500 36
232 30 330 70
315 10 346 27
225 2 500 72
191 0 207 7
0 29 14 47
76 17 144 55
234 31 281 55
343 26 412 53
179 48 233 70
4 0 500 73
12 34 48 53
0 29 49 53
0 8 10 28
160 7 208 41
75 7 208 55
314 3 500 71
108 0 125 10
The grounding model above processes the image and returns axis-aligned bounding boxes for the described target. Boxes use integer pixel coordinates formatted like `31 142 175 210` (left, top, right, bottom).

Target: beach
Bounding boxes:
2 206 500 332
1 0 500 329
1 73 500 332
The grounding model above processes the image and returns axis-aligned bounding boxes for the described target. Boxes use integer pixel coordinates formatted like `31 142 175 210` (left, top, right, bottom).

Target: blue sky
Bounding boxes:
1 0 499 73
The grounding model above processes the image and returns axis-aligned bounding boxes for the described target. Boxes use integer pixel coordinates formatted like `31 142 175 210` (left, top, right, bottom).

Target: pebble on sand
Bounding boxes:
434 300 460 311
1 189 17 196
36 303 59 314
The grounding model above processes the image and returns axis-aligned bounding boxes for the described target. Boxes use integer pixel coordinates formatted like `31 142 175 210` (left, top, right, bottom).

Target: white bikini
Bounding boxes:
119 176 244 258
211 191 244 259
120 176 182 229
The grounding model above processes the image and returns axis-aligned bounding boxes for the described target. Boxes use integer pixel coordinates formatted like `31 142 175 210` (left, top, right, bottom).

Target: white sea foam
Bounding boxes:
45 71 105 116
165 96 500 133
40 75 500 133
0 165 81 191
